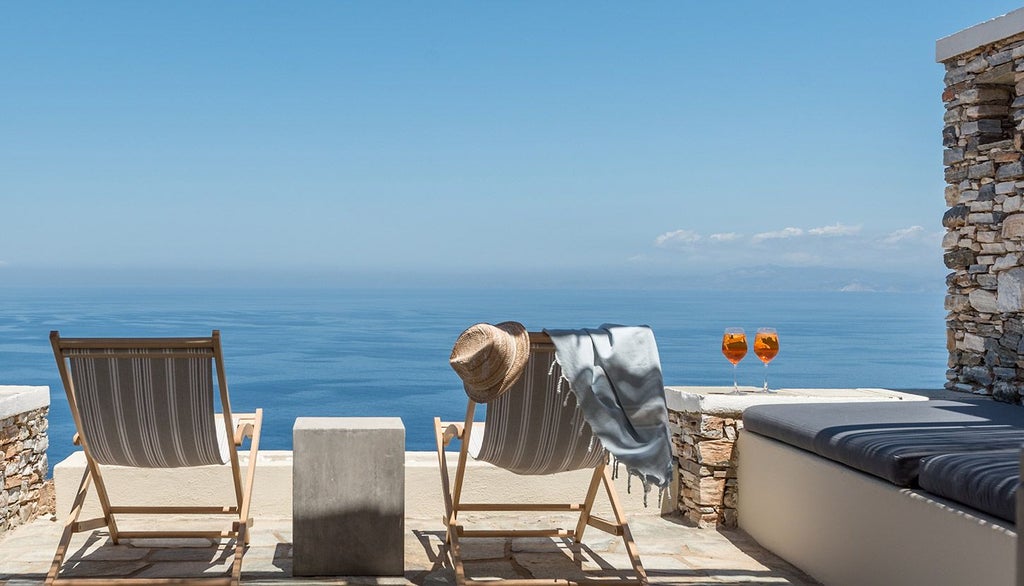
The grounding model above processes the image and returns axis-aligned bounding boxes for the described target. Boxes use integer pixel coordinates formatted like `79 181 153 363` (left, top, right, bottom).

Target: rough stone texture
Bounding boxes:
942 33 1024 400
292 417 405 577
1003 213 1024 238
0 407 49 536
969 289 1000 313
998 267 1024 311
668 411 740 529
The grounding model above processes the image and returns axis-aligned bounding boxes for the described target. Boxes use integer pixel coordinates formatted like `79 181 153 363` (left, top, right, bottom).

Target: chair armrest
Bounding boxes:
232 413 260 446
439 421 464 444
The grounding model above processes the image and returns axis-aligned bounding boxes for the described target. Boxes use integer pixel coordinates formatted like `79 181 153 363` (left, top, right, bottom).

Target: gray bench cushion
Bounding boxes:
743 400 1024 486
918 449 1020 523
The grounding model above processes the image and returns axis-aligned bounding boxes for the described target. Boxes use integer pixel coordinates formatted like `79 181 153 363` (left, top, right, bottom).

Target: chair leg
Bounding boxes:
81 458 121 544
46 468 94 585
434 417 456 525
447 521 467 586
237 409 263 547
436 416 472 583
230 524 246 586
600 466 648 585
574 462 606 543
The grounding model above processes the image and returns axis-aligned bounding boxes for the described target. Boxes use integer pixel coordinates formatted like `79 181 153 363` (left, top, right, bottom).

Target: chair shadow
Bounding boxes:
406 528 697 584
53 530 239 581
406 529 453 584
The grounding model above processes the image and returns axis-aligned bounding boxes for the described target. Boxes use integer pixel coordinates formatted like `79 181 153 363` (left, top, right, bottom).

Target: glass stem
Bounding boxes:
763 363 769 392
733 363 739 393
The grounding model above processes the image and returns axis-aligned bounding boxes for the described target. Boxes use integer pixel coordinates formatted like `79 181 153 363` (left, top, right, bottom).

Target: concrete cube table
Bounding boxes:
292 417 405 577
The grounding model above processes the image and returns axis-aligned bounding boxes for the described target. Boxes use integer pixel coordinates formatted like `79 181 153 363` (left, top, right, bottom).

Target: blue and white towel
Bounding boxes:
544 324 673 498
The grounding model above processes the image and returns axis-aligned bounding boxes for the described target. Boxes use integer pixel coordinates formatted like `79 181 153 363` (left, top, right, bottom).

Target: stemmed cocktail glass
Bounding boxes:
721 327 748 394
754 327 780 392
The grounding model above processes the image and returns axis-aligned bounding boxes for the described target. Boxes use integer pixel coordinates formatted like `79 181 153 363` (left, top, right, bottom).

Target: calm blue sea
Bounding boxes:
0 287 947 466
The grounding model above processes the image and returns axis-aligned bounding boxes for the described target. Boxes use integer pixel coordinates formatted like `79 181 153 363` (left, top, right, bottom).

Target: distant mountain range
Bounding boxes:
655 265 946 293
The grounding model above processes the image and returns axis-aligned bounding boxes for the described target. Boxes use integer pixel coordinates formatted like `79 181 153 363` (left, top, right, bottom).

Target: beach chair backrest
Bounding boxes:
470 336 606 475
53 335 229 468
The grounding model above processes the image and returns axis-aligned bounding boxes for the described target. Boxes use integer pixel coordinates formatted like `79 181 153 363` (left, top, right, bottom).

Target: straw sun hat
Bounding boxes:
449 321 530 403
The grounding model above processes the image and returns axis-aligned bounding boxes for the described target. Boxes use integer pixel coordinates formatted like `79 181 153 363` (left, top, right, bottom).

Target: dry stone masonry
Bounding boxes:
940 14 1024 401
0 407 49 533
669 409 740 528
0 386 51 535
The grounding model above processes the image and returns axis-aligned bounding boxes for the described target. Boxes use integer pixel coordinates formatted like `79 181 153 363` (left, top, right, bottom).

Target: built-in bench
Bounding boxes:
919 448 1019 524
737 399 1020 586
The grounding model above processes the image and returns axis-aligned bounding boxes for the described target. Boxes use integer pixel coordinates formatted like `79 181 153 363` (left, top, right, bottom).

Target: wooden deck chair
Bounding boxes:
435 332 648 585
47 330 263 586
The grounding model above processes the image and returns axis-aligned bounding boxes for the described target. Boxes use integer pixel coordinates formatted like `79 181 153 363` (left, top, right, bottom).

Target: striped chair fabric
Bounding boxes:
66 347 228 468
470 348 606 475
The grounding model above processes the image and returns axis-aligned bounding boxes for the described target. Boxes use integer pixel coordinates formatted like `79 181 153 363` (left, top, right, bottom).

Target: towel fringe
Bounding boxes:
614 458 671 509
547 356 561 378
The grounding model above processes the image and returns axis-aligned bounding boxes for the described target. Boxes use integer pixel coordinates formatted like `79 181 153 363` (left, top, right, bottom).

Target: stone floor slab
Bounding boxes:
0 512 820 585
65 542 150 562
54 559 151 578
132 561 234 579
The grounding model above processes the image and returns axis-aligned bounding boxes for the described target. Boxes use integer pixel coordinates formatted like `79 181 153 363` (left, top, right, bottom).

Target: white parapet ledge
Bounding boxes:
665 386 926 418
0 385 50 421
936 7 1024 62
54 450 677 521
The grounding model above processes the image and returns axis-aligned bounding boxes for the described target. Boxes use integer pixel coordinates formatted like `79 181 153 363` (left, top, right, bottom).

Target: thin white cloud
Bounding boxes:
808 223 861 237
643 221 940 274
752 227 803 243
655 229 701 247
709 232 742 242
881 225 925 244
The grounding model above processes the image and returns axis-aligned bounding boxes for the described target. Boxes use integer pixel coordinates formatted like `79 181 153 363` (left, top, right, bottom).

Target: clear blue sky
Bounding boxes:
2 1 1021 288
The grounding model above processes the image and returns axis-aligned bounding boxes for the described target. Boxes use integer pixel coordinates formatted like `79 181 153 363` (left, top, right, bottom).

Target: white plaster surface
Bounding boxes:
54 450 293 521
665 386 926 417
738 432 1015 586
54 450 676 521
936 7 1024 62
0 385 49 421
294 416 404 431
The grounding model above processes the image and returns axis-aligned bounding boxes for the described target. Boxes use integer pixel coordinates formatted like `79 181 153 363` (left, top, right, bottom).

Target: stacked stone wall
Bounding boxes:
942 32 1024 401
668 410 740 528
0 407 49 533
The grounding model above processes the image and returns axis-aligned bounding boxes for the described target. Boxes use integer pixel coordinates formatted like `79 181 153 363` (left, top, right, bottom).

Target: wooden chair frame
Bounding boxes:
434 332 648 586
47 331 264 586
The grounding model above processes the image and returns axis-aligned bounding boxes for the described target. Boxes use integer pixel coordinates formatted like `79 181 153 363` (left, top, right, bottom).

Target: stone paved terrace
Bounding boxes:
0 388 977 585
0 511 820 585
